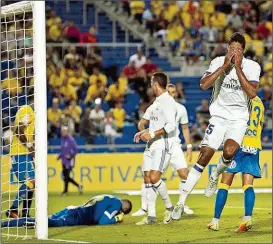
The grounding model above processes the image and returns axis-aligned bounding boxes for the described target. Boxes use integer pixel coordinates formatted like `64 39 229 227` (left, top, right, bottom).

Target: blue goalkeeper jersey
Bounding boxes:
75 195 122 225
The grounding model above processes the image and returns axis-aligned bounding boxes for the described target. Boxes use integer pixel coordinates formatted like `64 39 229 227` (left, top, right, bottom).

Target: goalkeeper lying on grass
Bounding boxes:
2 195 132 228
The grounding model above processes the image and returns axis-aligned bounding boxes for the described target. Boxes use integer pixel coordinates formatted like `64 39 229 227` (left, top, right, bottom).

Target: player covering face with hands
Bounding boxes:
171 32 261 220
2 195 132 228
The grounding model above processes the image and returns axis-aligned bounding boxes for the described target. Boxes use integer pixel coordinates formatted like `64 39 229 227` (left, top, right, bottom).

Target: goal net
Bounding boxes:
1 1 48 240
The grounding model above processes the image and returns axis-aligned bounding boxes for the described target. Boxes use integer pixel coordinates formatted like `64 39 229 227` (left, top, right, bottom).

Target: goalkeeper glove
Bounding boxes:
115 212 124 223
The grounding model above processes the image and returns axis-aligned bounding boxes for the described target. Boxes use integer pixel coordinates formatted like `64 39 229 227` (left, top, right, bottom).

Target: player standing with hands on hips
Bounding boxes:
172 32 261 220
134 72 177 225
57 126 83 196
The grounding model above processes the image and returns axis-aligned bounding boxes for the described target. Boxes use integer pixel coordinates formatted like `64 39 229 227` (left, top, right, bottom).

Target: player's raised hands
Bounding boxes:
223 50 234 70
234 50 243 68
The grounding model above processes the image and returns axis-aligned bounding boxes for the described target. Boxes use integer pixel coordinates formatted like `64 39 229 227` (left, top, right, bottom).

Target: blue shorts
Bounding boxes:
11 154 35 183
225 149 261 178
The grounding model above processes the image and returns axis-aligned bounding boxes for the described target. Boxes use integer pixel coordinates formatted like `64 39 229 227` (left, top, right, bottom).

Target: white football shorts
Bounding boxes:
168 144 187 171
142 144 187 172
200 116 248 151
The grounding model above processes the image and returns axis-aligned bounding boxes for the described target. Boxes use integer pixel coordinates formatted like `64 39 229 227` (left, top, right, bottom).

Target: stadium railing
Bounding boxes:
46 42 143 58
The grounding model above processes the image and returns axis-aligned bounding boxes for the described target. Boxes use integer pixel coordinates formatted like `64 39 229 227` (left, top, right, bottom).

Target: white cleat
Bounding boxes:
135 217 156 225
171 203 184 220
163 209 172 224
184 205 194 215
205 169 219 198
131 208 147 217
207 220 219 231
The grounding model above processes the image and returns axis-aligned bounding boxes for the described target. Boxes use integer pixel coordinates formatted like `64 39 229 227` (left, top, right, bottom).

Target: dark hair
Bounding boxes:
121 199 132 215
153 72 168 89
228 32 246 49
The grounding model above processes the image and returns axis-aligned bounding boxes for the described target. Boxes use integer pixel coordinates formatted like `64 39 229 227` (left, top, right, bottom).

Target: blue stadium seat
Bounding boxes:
122 124 137 137
93 136 108 145
48 138 61 146
123 103 138 115
75 137 86 145
114 136 133 144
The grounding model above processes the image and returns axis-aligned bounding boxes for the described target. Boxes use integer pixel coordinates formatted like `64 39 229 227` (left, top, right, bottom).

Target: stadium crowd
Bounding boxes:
1 0 272 147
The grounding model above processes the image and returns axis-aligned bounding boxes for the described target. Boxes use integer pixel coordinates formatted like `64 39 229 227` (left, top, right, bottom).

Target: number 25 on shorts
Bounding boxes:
206 124 215 135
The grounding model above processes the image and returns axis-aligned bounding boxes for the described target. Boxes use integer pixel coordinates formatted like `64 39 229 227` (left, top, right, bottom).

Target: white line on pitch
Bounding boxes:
47 238 91 243
226 206 272 211
1 234 91 243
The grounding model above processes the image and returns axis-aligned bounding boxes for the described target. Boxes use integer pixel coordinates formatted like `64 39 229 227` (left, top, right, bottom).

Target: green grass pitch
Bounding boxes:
1 192 272 243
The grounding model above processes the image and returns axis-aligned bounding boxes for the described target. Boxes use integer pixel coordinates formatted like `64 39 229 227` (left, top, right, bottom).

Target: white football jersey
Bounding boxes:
142 92 177 151
173 102 189 144
204 56 261 121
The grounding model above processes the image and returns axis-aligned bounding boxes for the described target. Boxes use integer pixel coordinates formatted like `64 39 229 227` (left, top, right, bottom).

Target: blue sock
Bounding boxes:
214 184 229 219
11 183 30 210
244 186 255 217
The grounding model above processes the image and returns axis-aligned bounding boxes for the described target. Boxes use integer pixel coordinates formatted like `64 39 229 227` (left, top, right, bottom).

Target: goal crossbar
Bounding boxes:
1 1 32 17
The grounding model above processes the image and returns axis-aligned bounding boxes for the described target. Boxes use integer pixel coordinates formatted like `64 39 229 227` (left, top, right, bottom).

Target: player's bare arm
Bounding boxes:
134 119 149 143
234 51 259 99
181 124 192 162
200 51 234 90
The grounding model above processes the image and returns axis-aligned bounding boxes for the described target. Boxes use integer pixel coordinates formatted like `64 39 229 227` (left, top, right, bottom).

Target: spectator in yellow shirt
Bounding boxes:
251 33 264 58
105 80 124 107
113 102 126 132
89 67 107 87
47 98 62 137
118 71 128 95
130 0 145 24
48 22 62 42
47 10 62 27
151 0 163 17
162 2 179 23
2 71 22 96
67 100 82 134
167 18 184 55
210 11 226 30
260 72 272 88
49 67 63 89
264 60 272 77
68 70 85 87
84 80 105 104
59 78 77 102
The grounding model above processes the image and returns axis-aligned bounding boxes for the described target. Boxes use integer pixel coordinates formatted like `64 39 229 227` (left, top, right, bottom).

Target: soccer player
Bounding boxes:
172 32 261 220
132 84 194 218
133 72 177 225
208 96 264 232
6 101 36 219
2 195 132 228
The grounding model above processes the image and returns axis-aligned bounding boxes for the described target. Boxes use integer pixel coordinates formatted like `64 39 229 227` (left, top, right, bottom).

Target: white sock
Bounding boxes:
243 216 251 221
178 163 204 205
141 183 147 211
178 179 186 203
153 179 172 210
213 218 219 223
146 183 157 218
215 155 232 178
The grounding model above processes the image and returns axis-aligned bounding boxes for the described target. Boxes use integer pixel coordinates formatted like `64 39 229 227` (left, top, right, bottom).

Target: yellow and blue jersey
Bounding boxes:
242 96 264 150
10 105 35 156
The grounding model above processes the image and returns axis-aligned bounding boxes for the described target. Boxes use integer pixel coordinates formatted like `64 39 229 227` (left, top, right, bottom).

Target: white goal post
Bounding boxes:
1 0 48 240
